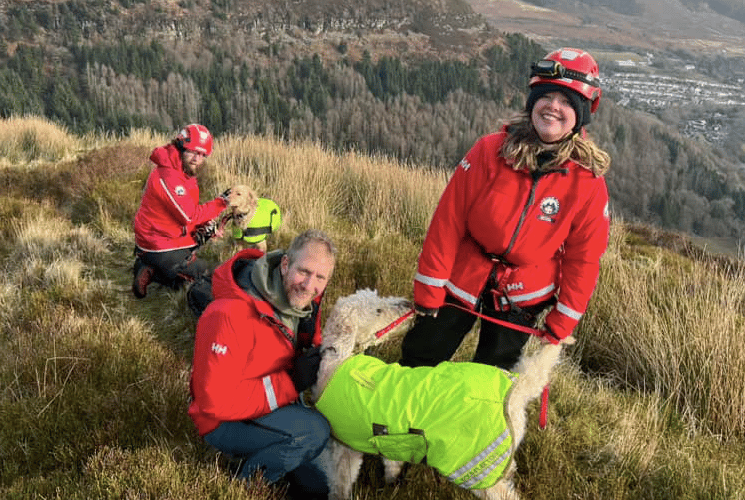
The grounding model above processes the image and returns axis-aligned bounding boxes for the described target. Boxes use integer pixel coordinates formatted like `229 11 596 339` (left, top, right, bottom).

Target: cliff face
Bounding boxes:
1 0 491 64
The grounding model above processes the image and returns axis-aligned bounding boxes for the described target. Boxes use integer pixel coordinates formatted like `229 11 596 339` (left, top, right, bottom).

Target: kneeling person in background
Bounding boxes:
132 123 230 298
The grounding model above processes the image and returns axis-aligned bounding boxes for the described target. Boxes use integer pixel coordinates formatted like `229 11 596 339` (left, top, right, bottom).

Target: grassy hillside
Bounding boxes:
2 116 745 499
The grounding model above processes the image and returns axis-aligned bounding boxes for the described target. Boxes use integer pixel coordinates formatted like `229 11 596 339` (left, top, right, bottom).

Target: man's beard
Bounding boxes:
183 162 197 177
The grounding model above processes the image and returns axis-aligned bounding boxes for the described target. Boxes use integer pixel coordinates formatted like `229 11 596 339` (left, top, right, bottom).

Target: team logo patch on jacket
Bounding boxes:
175 185 186 196
316 355 517 490
538 197 559 223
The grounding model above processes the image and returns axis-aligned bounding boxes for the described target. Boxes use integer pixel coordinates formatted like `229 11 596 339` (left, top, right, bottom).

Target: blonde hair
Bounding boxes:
500 112 611 176
286 229 337 264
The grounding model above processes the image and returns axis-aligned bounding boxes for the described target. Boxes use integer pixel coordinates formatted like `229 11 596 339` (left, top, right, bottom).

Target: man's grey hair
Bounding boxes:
286 229 337 264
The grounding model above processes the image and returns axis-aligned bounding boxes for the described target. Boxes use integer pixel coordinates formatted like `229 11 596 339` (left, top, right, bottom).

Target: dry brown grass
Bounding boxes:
211 133 447 240
580 221 745 439
2 116 745 499
0 115 81 164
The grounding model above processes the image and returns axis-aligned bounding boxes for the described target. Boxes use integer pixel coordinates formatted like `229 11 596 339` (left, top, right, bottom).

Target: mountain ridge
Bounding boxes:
464 0 745 57
1 0 492 65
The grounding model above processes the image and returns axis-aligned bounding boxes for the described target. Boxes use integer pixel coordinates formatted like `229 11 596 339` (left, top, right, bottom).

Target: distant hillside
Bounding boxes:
1 0 488 62
466 0 745 57
2 0 745 245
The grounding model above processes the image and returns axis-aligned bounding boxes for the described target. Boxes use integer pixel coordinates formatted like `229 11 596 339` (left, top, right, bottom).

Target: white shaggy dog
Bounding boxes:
312 289 572 500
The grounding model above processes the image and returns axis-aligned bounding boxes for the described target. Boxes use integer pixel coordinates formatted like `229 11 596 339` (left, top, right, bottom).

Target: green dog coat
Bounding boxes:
315 354 517 490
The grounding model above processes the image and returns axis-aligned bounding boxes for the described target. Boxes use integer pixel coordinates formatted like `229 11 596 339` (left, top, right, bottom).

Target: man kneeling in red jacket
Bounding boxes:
132 123 230 298
189 229 336 499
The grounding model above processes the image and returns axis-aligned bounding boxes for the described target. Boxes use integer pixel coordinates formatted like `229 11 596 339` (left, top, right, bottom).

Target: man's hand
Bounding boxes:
192 220 217 246
291 346 322 392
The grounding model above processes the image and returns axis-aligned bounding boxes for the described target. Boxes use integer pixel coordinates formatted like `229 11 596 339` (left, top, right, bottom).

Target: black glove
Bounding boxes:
291 345 322 392
192 220 217 246
414 303 439 317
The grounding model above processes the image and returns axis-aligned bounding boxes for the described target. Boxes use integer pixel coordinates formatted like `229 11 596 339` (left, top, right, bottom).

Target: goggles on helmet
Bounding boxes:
530 60 599 88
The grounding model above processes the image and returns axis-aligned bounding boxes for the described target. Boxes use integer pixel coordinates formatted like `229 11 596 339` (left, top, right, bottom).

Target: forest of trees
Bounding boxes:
0 33 543 165
2 1 745 240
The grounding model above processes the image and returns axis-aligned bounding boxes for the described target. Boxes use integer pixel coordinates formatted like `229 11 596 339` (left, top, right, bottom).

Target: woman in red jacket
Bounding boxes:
400 48 611 371
132 124 229 298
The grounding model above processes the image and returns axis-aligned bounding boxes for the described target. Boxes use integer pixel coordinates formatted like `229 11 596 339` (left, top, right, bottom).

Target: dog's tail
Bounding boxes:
511 343 563 409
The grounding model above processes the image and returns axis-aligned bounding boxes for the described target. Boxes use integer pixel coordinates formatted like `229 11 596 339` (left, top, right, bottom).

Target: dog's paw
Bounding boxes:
383 459 407 485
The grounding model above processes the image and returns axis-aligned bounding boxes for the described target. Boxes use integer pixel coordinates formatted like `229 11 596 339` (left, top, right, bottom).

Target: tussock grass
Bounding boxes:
581 222 745 439
9 212 110 264
211 133 446 241
2 116 745 499
0 116 81 164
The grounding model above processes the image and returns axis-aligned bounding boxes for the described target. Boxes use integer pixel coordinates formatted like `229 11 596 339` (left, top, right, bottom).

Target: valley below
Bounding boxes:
466 0 745 163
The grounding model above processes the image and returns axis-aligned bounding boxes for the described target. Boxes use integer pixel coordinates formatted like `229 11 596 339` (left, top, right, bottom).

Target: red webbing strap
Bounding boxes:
218 212 233 232
540 385 549 429
375 309 416 338
442 302 543 337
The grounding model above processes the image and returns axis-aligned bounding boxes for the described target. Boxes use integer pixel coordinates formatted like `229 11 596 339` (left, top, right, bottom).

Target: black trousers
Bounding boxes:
400 294 549 371
135 247 213 289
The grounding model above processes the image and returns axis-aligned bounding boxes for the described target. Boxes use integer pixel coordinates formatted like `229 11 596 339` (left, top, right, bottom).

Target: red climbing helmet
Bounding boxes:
529 48 602 113
175 123 213 156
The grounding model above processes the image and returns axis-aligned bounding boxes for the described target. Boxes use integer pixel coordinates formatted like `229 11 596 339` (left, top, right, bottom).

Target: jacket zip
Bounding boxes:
504 176 541 256
242 272 298 347
503 168 565 257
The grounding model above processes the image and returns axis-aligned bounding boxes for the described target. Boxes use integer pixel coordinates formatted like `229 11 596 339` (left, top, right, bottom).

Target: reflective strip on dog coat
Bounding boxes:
315 354 517 490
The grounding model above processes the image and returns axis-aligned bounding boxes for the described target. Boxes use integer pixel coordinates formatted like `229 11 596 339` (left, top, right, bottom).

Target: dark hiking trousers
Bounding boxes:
399 294 549 371
204 403 331 498
135 247 212 289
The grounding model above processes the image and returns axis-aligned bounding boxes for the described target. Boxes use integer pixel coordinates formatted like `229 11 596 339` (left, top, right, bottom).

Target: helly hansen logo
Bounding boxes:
459 159 471 171
211 343 227 355
506 282 524 292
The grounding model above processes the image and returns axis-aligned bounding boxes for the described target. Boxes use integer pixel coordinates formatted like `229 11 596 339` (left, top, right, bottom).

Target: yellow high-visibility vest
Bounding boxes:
232 198 281 244
316 354 517 490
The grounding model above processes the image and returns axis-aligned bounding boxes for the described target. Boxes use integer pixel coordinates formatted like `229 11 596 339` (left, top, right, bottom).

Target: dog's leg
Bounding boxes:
327 440 364 500
476 478 521 500
382 458 404 484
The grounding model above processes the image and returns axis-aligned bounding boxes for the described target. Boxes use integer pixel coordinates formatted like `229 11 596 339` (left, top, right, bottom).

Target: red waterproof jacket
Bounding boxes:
188 249 323 436
415 129 610 340
133 144 227 252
